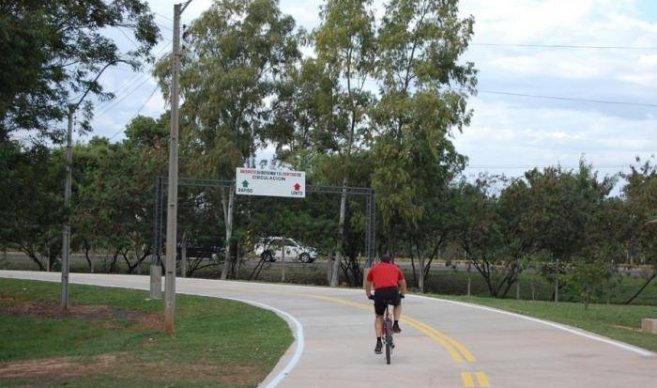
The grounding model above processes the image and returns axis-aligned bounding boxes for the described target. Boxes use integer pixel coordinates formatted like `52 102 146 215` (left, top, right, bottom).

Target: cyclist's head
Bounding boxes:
380 253 392 263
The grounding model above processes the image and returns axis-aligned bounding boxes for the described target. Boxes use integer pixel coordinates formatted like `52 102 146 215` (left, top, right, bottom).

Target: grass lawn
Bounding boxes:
0 278 293 387
440 294 657 353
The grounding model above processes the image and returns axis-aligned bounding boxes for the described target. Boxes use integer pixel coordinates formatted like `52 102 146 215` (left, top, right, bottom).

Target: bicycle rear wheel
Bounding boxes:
384 318 392 364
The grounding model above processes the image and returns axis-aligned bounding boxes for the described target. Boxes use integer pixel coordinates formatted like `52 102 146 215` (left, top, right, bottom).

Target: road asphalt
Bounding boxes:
1 270 656 387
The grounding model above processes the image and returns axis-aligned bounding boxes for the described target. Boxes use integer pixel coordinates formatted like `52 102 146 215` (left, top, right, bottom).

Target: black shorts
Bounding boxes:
373 287 401 316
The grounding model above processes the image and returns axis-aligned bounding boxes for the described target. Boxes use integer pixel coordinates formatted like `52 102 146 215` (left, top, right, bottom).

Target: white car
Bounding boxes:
254 237 318 263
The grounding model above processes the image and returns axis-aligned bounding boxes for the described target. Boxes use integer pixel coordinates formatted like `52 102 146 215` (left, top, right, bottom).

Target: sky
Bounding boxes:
87 0 657 193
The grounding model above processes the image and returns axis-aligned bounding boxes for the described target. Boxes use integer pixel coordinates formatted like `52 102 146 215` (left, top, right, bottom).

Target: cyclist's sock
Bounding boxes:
394 320 399 326
376 337 381 342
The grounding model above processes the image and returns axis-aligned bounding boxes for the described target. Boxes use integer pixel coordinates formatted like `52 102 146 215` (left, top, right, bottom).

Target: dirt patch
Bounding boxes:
611 324 642 333
0 300 163 331
119 361 262 385
0 354 118 379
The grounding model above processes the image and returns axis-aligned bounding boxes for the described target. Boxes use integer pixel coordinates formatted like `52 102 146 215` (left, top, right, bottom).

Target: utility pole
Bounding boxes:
164 0 192 334
61 105 74 310
59 61 115 311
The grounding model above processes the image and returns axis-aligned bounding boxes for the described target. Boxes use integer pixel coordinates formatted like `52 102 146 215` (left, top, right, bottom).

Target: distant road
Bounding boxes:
1 270 656 387
4 251 650 277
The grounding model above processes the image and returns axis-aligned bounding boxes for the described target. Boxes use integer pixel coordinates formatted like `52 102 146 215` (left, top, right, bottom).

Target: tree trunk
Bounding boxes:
109 250 120 273
467 261 472 296
421 242 442 291
181 232 187 278
469 256 496 297
418 253 426 293
84 241 94 273
554 258 560 303
625 271 657 304
24 246 47 271
409 240 417 288
220 186 235 280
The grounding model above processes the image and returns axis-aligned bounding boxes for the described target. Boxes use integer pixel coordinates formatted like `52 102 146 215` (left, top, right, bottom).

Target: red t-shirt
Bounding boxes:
367 262 404 289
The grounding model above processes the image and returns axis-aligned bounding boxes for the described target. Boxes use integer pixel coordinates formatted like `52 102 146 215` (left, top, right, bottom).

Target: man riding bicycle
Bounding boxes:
365 253 407 354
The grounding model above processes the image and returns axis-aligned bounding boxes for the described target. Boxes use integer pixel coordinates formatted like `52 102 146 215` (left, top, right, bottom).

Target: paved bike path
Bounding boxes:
2 271 656 387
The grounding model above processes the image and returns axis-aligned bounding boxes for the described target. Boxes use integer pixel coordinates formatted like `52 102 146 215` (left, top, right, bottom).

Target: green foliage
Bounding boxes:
0 142 64 270
72 117 168 272
449 161 623 299
565 257 616 308
0 0 159 140
622 156 657 265
123 114 168 148
155 0 301 179
521 162 615 261
371 0 475 259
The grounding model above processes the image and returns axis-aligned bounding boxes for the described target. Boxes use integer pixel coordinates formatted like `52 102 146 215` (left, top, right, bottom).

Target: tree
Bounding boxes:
311 0 376 286
517 161 615 301
478 175 536 298
370 0 476 291
155 0 301 279
452 176 515 297
68 137 112 272
0 142 64 270
621 156 657 304
0 0 159 140
73 116 168 273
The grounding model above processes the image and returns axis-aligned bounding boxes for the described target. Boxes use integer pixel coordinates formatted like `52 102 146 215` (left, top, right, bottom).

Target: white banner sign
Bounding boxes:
235 168 306 198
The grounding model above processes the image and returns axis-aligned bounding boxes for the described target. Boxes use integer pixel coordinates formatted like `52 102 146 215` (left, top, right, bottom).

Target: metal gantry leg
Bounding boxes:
365 190 376 268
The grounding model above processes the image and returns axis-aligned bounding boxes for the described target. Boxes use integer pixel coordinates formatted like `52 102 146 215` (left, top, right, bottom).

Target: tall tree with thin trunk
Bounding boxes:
154 0 300 279
370 0 476 291
313 0 376 287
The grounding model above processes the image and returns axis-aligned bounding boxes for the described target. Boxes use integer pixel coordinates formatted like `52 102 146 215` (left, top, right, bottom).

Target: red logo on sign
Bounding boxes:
293 183 301 191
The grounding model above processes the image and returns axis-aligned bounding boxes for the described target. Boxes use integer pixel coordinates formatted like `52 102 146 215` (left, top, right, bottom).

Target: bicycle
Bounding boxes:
370 294 403 365
381 301 395 364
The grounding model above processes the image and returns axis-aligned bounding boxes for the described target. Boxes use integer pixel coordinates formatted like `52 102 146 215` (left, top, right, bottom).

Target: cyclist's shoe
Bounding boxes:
374 341 383 354
393 322 402 333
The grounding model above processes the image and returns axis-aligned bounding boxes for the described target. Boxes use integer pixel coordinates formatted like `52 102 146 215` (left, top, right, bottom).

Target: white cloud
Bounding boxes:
83 0 657 196
455 96 657 181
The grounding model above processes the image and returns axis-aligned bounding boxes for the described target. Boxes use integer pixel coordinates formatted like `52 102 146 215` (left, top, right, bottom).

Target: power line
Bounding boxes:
473 43 657 50
136 84 160 115
106 82 161 142
96 74 155 117
154 12 173 22
156 21 174 32
94 41 172 117
117 27 139 48
466 165 632 170
105 83 161 141
479 90 657 108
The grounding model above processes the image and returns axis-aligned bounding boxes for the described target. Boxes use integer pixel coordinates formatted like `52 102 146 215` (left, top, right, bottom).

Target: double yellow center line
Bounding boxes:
310 294 490 387
462 371 490 388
